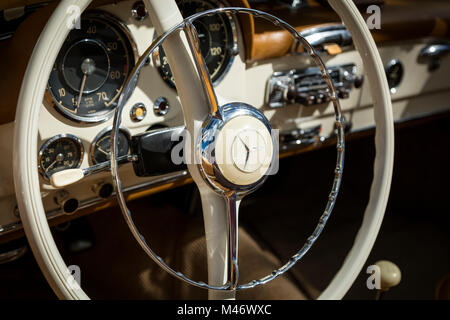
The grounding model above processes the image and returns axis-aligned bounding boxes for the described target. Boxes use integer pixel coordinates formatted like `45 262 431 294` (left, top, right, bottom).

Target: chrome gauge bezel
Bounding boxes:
89 126 131 165
152 0 239 88
38 134 85 180
46 10 139 124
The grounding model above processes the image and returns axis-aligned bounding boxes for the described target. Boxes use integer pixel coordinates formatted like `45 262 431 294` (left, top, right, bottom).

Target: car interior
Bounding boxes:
0 0 449 300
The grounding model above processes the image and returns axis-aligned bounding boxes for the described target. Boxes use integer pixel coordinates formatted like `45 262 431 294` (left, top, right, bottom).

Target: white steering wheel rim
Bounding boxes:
13 0 393 300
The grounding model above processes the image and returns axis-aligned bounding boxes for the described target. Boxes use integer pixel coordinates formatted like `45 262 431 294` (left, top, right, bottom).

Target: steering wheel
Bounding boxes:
13 0 394 300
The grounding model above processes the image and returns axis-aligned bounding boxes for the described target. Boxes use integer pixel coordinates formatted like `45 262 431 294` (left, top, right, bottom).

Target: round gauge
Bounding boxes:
38 135 84 179
47 11 137 123
90 129 130 165
153 0 237 87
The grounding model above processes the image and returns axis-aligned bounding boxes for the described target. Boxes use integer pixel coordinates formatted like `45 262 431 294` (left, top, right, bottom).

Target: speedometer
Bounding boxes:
47 11 137 123
153 0 238 88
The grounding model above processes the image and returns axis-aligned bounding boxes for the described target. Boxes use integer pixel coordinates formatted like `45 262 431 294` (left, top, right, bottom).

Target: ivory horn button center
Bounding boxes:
231 129 267 173
214 115 274 186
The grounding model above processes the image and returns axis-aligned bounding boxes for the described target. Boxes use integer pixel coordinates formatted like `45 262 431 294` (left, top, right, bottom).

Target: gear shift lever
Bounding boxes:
375 260 402 300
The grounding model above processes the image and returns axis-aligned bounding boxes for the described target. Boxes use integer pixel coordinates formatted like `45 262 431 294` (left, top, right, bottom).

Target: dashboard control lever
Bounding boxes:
292 24 352 55
419 43 450 71
49 154 134 188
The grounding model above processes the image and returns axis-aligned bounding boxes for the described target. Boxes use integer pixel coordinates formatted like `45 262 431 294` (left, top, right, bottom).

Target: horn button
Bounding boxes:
198 103 274 190
232 129 267 173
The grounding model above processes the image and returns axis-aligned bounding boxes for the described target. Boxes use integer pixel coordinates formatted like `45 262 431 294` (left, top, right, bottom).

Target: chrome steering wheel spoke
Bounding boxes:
225 192 240 290
196 188 241 295
184 21 221 119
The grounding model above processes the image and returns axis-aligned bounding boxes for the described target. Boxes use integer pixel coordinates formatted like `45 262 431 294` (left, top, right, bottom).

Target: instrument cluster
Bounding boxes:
39 0 239 181
46 0 236 124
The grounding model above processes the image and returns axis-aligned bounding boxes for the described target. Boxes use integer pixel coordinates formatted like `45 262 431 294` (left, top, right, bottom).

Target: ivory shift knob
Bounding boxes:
375 260 402 291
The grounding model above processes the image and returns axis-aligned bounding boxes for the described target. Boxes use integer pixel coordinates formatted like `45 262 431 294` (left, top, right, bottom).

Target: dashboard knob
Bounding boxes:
354 74 364 88
131 1 148 21
153 97 170 116
286 85 298 103
296 92 315 106
337 88 350 99
322 91 331 103
315 92 326 104
53 190 79 215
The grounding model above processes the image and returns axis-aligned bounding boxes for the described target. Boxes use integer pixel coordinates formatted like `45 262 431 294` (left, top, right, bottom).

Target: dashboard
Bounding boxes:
1 0 450 239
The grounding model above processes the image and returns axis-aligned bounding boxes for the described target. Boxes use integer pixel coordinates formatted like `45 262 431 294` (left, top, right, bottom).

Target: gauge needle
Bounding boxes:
46 153 64 173
45 160 57 173
76 58 96 110
98 147 110 156
76 74 87 109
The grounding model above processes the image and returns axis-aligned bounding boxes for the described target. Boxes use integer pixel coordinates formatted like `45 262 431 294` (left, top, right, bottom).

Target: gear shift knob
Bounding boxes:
375 260 402 291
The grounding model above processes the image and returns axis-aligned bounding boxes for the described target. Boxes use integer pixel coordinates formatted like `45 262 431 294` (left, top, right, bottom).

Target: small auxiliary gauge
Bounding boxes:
90 128 130 165
38 134 84 180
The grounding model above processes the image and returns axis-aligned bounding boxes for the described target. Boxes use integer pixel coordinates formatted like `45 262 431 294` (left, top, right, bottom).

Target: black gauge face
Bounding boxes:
91 129 130 164
154 0 236 87
39 135 84 179
47 12 136 123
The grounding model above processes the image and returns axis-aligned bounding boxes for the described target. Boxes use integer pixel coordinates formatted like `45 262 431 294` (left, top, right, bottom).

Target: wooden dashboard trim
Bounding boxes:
247 0 450 62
